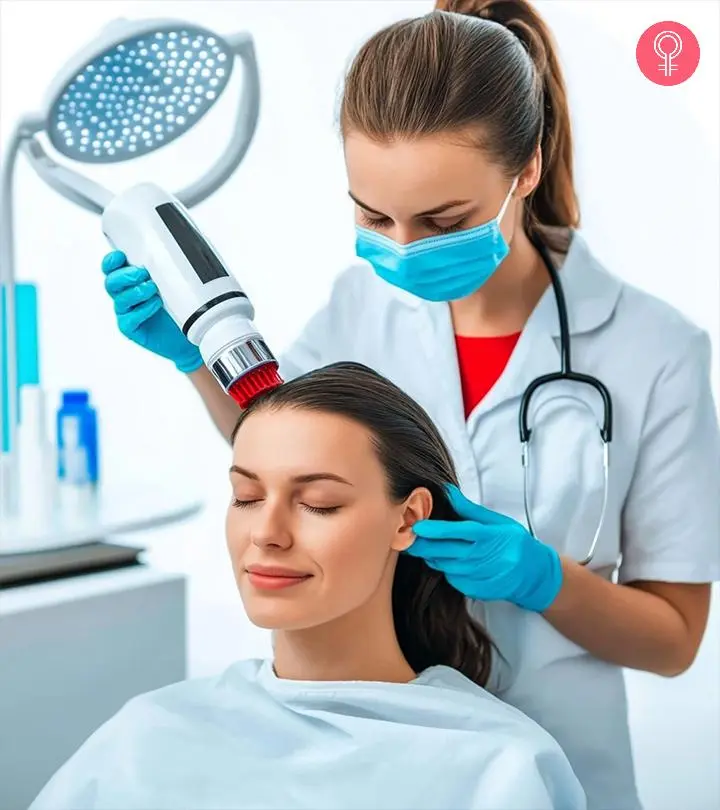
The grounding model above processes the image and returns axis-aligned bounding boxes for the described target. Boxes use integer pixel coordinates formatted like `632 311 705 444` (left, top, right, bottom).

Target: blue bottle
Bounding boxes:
1 283 40 453
57 390 99 485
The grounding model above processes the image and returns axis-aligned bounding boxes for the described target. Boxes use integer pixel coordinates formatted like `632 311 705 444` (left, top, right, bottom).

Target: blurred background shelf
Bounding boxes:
0 482 202 555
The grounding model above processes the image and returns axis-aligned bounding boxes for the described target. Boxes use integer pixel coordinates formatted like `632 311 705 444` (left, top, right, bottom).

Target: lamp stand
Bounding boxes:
1 117 43 519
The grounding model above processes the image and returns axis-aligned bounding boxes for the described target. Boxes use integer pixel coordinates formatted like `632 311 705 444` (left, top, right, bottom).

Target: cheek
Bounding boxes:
312 507 394 583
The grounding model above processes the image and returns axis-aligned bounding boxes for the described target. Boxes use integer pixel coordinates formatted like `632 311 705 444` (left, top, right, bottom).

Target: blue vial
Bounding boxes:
57 390 99 485
1 283 40 453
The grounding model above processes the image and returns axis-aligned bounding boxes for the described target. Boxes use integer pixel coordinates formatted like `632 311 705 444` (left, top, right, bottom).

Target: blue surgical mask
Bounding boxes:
355 178 518 302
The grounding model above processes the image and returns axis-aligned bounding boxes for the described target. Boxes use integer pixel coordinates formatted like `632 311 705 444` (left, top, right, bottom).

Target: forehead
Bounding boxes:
233 408 383 480
344 133 501 215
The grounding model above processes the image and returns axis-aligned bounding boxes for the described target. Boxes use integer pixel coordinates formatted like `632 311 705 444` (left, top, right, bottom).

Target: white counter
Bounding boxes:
0 564 187 810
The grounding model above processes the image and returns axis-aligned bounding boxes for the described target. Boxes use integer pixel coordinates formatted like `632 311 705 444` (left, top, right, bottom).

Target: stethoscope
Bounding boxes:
519 232 613 566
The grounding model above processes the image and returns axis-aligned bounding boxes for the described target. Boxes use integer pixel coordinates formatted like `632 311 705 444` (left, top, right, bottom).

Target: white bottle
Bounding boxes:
58 412 97 521
17 385 57 527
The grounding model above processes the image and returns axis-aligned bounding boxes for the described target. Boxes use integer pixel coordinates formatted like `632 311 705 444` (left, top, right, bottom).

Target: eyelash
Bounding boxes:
359 211 467 236
231 498 340 516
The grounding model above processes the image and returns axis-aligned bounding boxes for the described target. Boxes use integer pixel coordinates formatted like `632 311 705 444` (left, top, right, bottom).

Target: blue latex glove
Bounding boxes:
101 250 203 374
405 484 563 612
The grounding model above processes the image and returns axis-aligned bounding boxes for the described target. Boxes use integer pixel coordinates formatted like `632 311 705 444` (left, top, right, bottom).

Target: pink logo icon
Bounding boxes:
636 21 700 86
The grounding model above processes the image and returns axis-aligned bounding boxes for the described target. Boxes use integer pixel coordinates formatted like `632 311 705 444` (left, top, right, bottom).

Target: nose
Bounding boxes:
389 223 421 246
250 499 293 550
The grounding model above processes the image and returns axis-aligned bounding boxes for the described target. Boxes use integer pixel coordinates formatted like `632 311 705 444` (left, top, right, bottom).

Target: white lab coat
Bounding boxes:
30 659 586 810
279 231 720 810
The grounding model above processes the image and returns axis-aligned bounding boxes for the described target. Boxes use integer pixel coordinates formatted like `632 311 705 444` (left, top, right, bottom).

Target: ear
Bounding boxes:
516 145 542 199
390 487 433 552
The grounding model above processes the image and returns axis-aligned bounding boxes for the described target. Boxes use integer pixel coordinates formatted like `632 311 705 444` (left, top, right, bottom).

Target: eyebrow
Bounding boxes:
229 465 354 486
348 191 473 218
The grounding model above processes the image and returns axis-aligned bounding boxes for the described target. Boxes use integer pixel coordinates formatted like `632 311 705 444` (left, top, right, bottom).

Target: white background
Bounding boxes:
1 1 719 808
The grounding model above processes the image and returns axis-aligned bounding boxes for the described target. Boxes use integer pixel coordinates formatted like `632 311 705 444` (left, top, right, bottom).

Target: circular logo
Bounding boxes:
636 21 700 86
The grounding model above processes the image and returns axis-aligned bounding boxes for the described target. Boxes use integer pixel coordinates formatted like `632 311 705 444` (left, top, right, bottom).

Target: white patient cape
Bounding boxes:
30 658 586 810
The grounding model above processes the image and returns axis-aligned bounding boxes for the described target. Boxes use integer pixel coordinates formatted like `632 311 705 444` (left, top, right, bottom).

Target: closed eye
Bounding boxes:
232 498 340 516
358 210 467 236
359 212 392 229
232 498 261 509
302 505 341 516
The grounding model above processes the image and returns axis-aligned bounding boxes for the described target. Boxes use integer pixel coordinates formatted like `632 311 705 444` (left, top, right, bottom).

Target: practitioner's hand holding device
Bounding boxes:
100 183 283 408
102 249 204 374
406 484 563 612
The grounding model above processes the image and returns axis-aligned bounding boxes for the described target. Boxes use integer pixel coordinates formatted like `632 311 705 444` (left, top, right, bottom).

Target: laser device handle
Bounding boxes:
101 182 282 406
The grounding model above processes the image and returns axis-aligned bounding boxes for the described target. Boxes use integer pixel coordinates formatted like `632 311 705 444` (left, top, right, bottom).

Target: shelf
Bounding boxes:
0 481 203 554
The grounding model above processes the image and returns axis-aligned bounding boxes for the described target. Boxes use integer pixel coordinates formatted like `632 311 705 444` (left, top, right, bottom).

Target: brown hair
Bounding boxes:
340 0 579 242
232 362 494 686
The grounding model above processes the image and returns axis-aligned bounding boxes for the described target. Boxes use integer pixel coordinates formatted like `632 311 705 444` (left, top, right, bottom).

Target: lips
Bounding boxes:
245 565 313 591
246 565 311 578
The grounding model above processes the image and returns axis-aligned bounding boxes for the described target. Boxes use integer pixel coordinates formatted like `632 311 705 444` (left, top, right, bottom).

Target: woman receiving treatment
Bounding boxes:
30 363 585 810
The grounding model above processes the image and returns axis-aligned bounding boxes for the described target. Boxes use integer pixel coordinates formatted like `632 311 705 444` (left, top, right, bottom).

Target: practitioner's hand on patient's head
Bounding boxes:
405 483 563 612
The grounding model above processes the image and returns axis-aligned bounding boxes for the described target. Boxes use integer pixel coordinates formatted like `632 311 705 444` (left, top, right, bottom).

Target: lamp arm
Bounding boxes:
0 127 21 504
175 32 260 209
20 137 114 215
1 115 43 509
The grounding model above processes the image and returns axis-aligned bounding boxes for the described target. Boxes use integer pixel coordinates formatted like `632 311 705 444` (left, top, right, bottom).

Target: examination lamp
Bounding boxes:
1 17 275 522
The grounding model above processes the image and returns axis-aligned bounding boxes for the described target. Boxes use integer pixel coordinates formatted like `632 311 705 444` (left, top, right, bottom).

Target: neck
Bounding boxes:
272 563 416 684
450 223 551 338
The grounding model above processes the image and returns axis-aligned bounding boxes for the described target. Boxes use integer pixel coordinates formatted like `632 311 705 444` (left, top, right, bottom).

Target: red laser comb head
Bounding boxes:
228 363 283 409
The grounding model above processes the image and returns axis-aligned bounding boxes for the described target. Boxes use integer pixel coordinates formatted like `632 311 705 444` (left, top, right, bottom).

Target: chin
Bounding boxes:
238 586 319 631
244 605 323 632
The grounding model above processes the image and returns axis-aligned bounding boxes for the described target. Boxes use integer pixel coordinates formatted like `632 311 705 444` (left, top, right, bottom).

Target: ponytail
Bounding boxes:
435 0 579 233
